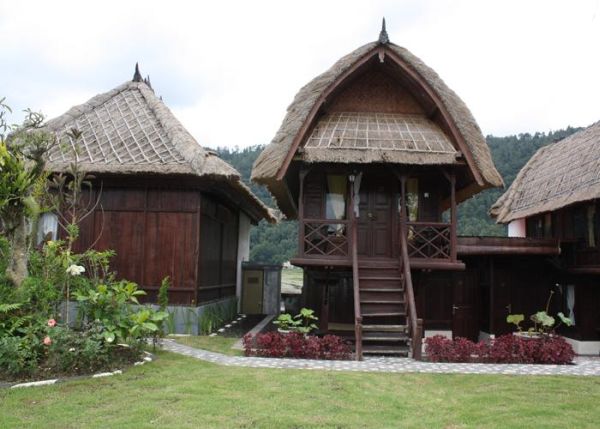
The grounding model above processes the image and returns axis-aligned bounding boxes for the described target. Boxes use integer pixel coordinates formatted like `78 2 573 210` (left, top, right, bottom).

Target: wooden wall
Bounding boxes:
72 182 238 305
199 196 239 303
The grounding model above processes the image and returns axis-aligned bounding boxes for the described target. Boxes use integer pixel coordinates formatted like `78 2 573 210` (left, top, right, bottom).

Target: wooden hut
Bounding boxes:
251 21 503 359
43 66 275 306
490 121 600 353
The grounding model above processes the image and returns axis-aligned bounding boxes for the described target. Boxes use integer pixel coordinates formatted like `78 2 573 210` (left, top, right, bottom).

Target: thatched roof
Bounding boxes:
45 79 275 223
302 112 459 164
491 121 600 223
251 40 503 217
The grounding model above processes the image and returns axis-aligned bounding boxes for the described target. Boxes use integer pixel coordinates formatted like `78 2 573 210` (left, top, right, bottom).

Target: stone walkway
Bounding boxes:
161 339 600 376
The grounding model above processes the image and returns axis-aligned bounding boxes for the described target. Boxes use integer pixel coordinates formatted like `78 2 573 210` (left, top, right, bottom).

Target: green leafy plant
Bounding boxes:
274 308 319 334
507 290 573 336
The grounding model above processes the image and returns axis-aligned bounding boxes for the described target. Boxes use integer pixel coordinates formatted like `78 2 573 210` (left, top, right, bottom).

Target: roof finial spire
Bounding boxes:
132 62 143 82
378 17 389 44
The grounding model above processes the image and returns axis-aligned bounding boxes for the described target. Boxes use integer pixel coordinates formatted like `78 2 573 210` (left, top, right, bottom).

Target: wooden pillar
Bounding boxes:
450 172 457 262
298 169 307 257
400 175 407 229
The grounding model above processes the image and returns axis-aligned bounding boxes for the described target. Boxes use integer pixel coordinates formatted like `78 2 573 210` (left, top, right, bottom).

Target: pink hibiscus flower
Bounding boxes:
47 319 57 327
43 336 52 346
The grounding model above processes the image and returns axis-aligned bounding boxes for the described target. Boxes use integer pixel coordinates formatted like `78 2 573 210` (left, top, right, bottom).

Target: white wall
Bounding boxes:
508 218 526 237
236 213 252 311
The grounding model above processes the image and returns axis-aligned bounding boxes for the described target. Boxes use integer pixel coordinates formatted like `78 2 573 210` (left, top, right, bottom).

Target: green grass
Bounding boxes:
168 335 241 356
2 351 600 428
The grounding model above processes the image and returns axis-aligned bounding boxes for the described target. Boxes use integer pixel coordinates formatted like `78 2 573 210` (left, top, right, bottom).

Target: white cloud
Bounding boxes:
1 0 599 145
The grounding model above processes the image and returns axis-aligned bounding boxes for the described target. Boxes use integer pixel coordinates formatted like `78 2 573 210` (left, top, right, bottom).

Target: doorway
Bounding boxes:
356 174 396 258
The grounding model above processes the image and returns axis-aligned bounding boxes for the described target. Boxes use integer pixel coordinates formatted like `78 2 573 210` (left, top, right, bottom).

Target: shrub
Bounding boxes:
243 332 351 360
0 336 41 378
424 334 574 365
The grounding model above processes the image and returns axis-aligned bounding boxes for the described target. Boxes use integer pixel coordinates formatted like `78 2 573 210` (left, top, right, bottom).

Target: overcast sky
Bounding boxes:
1 1 599 149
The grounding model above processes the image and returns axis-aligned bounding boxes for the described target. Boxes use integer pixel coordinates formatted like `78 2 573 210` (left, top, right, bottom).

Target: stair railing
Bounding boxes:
399 176 423 360
349 176 362 360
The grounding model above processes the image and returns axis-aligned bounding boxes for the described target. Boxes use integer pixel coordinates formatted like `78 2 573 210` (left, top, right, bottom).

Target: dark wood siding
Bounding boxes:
72 186 201 305
198 195 239 302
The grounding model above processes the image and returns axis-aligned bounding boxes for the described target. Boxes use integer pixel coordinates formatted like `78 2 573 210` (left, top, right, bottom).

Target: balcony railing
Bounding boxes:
301 219 349 258
406 221 451 260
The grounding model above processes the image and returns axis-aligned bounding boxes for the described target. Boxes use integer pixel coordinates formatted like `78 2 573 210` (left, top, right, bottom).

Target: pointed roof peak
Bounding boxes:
378 17 389 44
132 62 143 82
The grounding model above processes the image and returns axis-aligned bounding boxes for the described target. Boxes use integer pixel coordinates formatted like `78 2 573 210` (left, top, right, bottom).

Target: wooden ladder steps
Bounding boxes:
362 324 407 332
359 288 404 293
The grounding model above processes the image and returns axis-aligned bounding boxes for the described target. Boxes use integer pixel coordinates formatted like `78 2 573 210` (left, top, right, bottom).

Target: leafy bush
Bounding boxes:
424 334 575 365
0 335 42 378
73 280 167 344
243 332 351 360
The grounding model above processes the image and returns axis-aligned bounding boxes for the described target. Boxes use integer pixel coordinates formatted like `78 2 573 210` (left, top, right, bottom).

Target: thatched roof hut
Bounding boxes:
491 121 600 223
45 74 275 223
251 34 503 218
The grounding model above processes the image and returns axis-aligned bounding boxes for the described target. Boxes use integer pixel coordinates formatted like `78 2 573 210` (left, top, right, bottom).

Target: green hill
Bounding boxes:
214 126 582 264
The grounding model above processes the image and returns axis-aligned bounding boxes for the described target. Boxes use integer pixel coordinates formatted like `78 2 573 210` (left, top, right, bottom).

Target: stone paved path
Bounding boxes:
161 339 600 376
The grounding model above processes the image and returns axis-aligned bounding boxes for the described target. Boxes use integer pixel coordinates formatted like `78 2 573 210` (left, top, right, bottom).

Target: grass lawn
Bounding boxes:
2 351 600 428
169 335 242 356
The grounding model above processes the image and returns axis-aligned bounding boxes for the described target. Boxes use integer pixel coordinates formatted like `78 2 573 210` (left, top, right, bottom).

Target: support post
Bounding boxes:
298 169 307 257
450 172 457 262
349 174 362 360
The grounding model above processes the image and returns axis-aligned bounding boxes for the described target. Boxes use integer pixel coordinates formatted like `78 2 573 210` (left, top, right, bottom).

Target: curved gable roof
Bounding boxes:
491 121 600 223
251 41 503 217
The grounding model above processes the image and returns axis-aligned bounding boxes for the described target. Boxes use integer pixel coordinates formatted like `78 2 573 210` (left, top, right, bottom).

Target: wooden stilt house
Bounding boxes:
43 66 275 306
491 121 600 354
252 21 503 359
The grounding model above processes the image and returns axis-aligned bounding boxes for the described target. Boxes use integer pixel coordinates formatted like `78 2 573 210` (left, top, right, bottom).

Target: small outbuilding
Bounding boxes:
43 66 275 306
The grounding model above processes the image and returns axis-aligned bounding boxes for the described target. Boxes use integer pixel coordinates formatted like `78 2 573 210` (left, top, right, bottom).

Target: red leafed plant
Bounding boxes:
243 332 351 360
425 334 574 365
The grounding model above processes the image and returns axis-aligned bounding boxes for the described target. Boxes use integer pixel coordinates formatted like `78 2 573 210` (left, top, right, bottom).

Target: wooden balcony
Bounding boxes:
292 219 463 270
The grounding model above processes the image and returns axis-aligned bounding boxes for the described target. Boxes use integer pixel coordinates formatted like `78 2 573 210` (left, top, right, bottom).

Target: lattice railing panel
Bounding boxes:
407 222 451 259
303 220 349 257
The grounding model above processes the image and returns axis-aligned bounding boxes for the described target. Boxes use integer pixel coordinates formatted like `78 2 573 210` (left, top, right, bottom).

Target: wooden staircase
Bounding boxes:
358 263 410 356
349 174 423 361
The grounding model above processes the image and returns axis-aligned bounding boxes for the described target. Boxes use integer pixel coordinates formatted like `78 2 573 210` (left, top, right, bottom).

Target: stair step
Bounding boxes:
358 276 402 281
363 332 409 342
359 288 404 292
360 299 405 304
363 345 409 355
362 324 407 332
362 312 406 317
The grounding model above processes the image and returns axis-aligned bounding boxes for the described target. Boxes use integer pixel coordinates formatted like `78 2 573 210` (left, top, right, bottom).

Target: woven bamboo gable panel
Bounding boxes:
305 112 456 153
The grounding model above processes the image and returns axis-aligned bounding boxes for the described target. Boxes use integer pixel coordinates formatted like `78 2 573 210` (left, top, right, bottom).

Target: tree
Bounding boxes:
0 99 54 287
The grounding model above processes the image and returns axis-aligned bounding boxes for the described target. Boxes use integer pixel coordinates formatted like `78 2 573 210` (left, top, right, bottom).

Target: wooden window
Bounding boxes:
325 174 347 236
325 175 347 220
406 178 419 222
526 215 544 239
544 213 553 238
587 203 596 248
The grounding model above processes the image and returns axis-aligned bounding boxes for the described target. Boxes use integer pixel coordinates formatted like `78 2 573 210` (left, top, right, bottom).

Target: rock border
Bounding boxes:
0 351 155 389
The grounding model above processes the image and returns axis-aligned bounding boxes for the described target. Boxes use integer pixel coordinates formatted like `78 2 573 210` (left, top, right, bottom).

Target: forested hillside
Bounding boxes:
214 126 582 264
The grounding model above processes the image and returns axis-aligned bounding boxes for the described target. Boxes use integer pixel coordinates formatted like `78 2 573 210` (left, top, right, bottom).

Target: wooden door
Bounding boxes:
242 270 263 314
357 176 395 258
491 262 514 336
452 272 478 341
